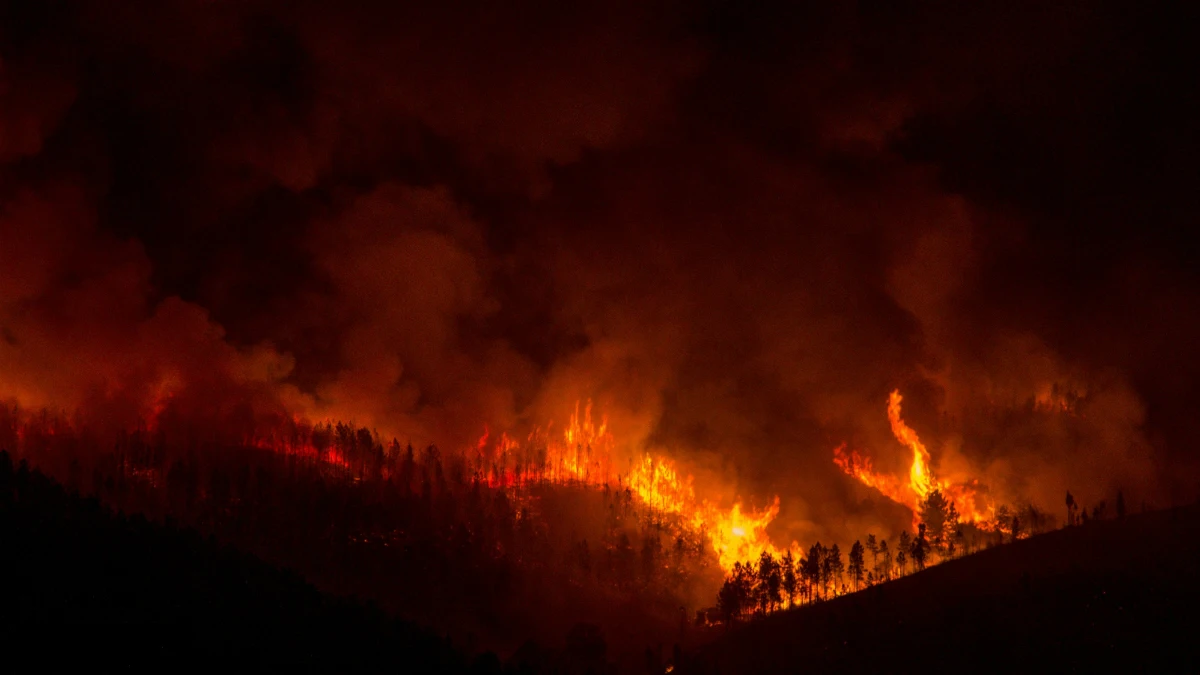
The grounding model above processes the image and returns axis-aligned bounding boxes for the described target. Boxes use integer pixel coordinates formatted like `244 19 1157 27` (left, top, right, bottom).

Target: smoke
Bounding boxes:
2 0 1198 547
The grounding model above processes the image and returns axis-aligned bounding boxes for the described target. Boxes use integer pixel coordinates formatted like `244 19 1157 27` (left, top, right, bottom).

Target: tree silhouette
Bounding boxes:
717 579 739 623
1116 490 1126 519
897 531 911 574
919 489 950 551
878 539 891 581
757 551 782 613
944 502 960 556
805 543 823 600
825 544 844 596
1066 490 1077 526
781 549 798 607
911 523 929 571
866 533 878 572
848 540 865 591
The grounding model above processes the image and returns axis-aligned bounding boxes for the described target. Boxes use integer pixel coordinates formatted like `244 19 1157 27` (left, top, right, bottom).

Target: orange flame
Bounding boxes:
834 390 991 526
474 399 786 572
888 391 937 501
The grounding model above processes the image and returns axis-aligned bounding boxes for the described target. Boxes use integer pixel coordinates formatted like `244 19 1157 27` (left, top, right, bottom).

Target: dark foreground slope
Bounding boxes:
690 505 1200 674
0 451 483 671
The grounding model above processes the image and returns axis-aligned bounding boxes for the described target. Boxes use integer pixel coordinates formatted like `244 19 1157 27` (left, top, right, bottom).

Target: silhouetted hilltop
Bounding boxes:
0 450 482 670
687 504 1200 673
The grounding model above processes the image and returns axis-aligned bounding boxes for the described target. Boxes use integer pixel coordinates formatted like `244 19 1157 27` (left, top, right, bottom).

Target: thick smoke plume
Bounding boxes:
2 0 1198 548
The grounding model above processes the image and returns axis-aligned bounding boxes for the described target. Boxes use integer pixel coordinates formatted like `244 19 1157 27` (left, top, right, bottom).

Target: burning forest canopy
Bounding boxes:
2 0 1200 657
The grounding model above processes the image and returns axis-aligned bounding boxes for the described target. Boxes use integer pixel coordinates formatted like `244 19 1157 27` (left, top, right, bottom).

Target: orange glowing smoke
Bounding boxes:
834 390 991 525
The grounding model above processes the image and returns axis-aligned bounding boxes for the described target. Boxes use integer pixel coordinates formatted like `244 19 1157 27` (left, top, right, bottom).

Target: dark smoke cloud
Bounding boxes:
2 0 1198 544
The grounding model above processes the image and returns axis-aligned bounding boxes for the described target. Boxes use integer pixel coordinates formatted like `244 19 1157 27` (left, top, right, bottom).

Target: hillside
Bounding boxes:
0 451 487 670
687 505 1200 673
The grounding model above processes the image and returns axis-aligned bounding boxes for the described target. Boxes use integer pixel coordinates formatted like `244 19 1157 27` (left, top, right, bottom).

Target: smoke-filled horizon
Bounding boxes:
2 0 1198 547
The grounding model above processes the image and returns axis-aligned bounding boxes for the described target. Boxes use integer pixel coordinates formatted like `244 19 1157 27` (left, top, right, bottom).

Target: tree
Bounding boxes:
1116 490 1126 519
944 502 960 556
897 531 911 574
399 443 415 496
848 540 866 591
1011 515 1021 543
878 539 891 581
735 562 756 616
994 505 1012 544
866 534 878 571
805 543 824 600
1065 490 1076 526
918 489 950 551
717 578 743 624
781 550 798 607
825 544 844 596
757 551 782 613
911 523 929 571
718 562 757 623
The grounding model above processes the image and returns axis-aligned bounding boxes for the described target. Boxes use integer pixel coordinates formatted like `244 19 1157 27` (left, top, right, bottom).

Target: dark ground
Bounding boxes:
687 503 1200 674
0 451 490 671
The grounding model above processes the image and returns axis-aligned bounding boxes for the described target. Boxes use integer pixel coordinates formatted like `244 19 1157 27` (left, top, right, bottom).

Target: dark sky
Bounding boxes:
2 0 1198 542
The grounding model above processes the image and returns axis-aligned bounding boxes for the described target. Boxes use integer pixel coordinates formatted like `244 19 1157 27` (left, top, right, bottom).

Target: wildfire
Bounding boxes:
834 390 991 525
475 399 787 572
888 391 937 500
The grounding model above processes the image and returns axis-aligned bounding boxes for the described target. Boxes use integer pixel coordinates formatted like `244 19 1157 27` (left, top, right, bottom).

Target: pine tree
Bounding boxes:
943 502 960 557
825 544 844 596
878 539 891 581
918 489 950 551
848 540 866 591
911 523 929 570
805 543 824 600
866 533 878 571
757 551 782 613
717 578 743 624
896 531 910 575
781 550 798 607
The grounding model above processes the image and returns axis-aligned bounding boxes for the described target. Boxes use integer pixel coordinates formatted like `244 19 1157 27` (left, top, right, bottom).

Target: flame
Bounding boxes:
833 443 909 504
472 399 787 572
834 390 991 525
9 394 783 574
888 391 937 501
698 497 784 571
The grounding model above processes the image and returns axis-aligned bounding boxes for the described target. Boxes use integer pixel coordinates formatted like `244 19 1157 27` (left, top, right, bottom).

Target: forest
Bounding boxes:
1 404 716 668
1 400 1134 672
711 487 1066 624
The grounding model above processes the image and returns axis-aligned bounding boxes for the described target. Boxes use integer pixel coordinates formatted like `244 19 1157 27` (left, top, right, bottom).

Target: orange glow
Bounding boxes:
473 399 787 572
7 395 784 574
888 391 937 501
834 390 991 525
697 497 784 572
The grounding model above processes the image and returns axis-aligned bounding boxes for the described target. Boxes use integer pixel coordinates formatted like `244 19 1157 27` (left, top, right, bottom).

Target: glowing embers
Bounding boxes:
834 390 991 525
